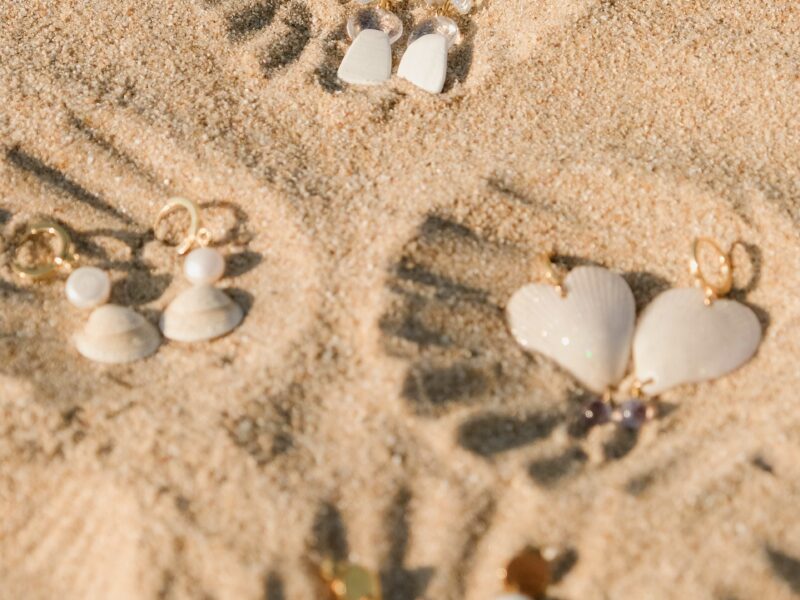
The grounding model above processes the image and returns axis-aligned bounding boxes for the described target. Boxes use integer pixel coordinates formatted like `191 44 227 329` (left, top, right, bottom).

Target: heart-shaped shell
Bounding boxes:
634 288 761 395
74 304 161 364
506 266 636 394
160 284 243 343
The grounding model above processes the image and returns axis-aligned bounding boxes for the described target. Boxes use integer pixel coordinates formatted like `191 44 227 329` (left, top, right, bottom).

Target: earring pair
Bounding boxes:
506 238 762 429
9 198 243 364
337 0 472 94
316 548 552 600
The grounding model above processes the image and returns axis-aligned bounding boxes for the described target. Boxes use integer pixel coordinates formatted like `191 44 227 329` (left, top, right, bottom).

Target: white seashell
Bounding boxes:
160 284 243 342
507 266 636 394
633 288 761 395
74 304 160 364
397 33 449 94
338 29 392 85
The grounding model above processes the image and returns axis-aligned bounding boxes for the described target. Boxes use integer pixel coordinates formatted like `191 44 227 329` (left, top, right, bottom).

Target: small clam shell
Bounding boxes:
160 284 243 342
506 266 636 394
74 304 160 364
634 288 761 395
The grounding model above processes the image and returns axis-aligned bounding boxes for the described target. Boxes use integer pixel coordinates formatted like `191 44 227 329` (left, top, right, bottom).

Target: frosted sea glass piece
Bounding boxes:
338 29 393 85
397 33 449 94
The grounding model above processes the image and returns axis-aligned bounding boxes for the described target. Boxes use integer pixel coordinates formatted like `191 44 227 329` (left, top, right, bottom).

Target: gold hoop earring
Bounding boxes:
155 198 244 343
10 218 159 363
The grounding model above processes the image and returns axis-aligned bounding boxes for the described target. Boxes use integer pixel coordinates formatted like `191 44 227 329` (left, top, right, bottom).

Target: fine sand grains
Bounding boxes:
1 1 800 599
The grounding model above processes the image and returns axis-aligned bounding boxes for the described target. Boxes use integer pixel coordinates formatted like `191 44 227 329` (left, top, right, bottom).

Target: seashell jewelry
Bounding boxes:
631 238 762 397
11 219 160 364
397 0 472 94
506 254 637 397
154 197 244 343
337 0 403 86
506 240 762 430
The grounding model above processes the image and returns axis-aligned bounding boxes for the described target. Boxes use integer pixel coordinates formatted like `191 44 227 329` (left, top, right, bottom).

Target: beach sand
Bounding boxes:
1 0 800 598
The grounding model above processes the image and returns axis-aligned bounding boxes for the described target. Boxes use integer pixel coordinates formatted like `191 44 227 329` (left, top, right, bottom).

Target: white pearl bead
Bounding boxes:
184 247 225 285
65 266 111 309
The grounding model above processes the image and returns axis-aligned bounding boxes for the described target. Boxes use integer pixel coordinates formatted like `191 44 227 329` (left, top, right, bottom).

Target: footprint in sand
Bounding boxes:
199 0 314 79
379 211 652 486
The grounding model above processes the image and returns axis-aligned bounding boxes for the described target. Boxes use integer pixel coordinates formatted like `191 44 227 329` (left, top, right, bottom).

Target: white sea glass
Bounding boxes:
633 288 761 395
506 266 636 394
339 8 401 86
397 33 449 93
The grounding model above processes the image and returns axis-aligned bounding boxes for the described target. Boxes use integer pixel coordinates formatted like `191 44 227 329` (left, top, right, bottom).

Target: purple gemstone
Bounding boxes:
618 400 649 430
582 400 612 427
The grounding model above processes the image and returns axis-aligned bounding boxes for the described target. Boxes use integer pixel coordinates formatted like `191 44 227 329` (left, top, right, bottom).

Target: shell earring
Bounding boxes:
154 198 243 343
506 240 762 429
337 0 403 85
630 238 762 398
397 0 472 94
506 253 637 400
11 219 160 363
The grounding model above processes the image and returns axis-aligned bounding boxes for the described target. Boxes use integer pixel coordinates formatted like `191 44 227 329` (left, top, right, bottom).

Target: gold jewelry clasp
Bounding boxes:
690 237 733 305
536 252 566 297
11 219 78 280
629 378 653 399
154 197 211 256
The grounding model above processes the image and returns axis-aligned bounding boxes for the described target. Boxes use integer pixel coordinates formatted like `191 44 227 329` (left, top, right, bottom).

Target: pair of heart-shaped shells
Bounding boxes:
506 266 762 396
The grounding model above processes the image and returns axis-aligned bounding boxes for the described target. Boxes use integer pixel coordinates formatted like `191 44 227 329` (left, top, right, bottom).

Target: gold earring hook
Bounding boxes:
535 252 567 297
11 219 78 280
154 197 211 256
689 237 733 305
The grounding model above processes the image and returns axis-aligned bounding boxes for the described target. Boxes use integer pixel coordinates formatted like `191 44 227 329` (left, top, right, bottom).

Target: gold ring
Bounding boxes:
11 220 77 280
154 197 210 255
690 237 733 303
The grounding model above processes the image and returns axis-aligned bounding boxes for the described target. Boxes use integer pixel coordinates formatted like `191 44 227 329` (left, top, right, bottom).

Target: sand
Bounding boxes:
1 0 800 598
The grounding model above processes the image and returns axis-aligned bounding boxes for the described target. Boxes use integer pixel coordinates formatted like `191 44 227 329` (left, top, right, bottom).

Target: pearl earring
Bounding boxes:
11 219 160 363
154 198 244 343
